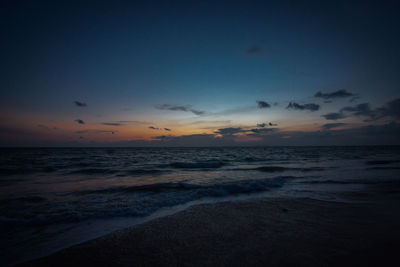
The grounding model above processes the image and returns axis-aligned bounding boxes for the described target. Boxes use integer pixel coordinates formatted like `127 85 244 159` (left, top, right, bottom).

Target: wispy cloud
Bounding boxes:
256 101 271 109
245 45 262 55
314 89 354 100
101 121 151 126
322 123 347 130
148 126 159 130
75 129 116 134
321 98 400 121
74 101 87 107
74 119 85 124
102 122 123 126
156 104 205 115
188 120 232 125
215 127 244 135
287 102 320 111
340 99 400 121
37 124 58 130
164 128 171 131
247 128 277 137
322 112 347 120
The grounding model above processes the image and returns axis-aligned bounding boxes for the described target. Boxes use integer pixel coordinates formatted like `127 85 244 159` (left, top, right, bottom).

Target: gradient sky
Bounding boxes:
1 0 400 146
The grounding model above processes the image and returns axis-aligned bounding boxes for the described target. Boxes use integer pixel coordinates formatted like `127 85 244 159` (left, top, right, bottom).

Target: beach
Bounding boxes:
20 182 400 267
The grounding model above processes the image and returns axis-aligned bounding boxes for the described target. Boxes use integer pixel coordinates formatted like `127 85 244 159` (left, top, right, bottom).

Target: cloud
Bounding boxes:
215 127 244 135
164 128 171 131
287 102 320 111
148 126 159 130
102 122 123 126
101 121 151 126
74 119 85 124
256 101 271 109
189 120 232 125
349 96 360 103
340 103 372 117
156 104 205 115
340 99 400 121
314 89 354 99
322 112 348 120
119 120 152 124
75 130 116 134
74 101 87 107
257 122 277 127
322 98 400 121
322 123 347 130
208 106 255 116
383 98 400 119
248 128 277 135
245 46 262 55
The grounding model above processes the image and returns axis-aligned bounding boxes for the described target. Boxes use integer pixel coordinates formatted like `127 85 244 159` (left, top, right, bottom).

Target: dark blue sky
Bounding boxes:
1 0 399 146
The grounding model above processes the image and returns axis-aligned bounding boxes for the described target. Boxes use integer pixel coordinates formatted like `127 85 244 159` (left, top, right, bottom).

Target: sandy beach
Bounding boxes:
20 183 400 267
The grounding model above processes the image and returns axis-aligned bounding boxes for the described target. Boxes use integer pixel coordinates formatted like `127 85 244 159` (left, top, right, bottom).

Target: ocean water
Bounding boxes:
1 146 400 265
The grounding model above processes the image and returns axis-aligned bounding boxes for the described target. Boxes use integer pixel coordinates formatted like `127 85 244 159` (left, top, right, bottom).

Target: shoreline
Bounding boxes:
20 185 400 266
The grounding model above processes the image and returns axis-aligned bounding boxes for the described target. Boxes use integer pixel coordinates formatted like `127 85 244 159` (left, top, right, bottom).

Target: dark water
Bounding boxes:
1 147 400 265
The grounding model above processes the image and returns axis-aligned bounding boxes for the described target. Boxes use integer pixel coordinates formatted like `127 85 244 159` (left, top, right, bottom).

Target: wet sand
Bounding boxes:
20 184 400 267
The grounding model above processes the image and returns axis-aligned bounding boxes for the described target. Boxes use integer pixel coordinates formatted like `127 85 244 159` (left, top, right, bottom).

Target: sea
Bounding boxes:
1 146 400 265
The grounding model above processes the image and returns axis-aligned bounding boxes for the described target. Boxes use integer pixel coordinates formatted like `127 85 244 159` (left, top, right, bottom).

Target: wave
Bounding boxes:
301 178 400 185
367 167 400 170
1 177 289 226
0 167 37 176
255 166 325 173
366 160 400 165
170 160 226 169
124 169 165 175
76 176 288 196
67 168 119 175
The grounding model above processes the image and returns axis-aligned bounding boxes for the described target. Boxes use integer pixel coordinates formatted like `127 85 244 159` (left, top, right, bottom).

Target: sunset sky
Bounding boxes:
1 0 399 146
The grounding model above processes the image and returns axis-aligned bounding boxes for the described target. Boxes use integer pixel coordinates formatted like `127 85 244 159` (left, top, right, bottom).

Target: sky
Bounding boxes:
1 0 400 146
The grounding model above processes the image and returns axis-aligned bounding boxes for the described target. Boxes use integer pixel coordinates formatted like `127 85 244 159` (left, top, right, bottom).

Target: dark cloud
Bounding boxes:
74 119 85 124
75 130 116 134
164 128 171 131
148 126 159 130
349 96 360 103
248 128 277 135
215 127 244 135
74 101 87 107
286 102 320 111
322 99 400 122
148 134 231 146
340 103 372 117
256 101 271 109
383 98 400 119
189 120 232 125
322 123 347 130
245 46 262 55
314 89 354 99
322 98 400 121
156 104 205 115
119 120 152 124
102 122 123 126
256 122 277 127
322 112 347 120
